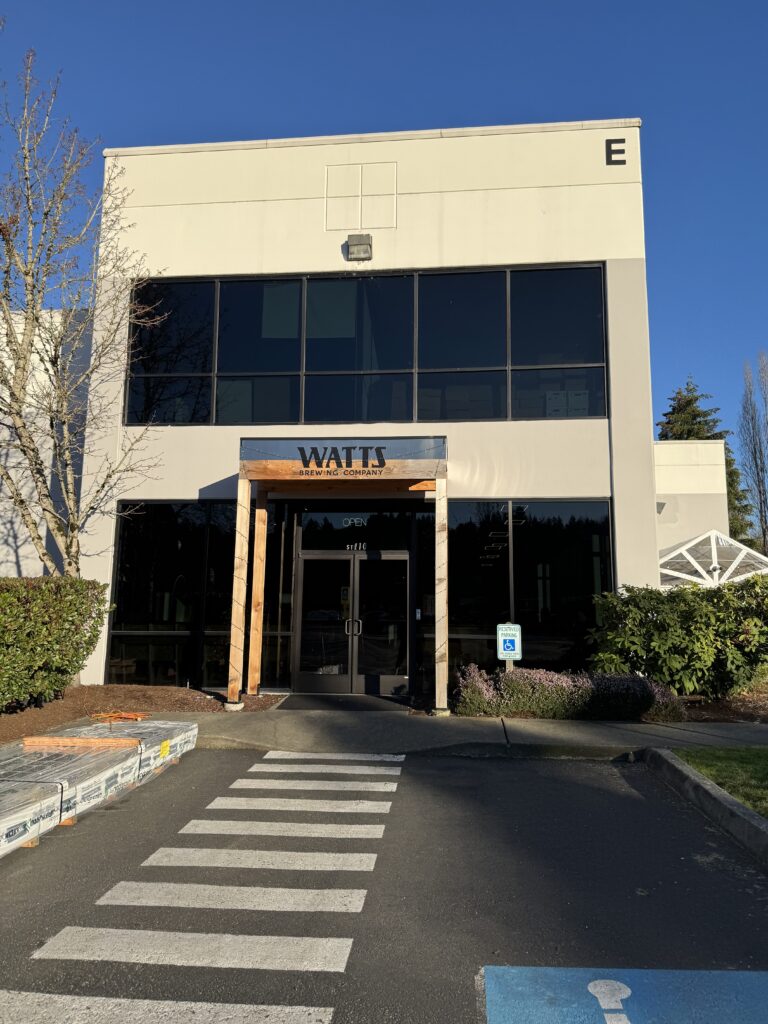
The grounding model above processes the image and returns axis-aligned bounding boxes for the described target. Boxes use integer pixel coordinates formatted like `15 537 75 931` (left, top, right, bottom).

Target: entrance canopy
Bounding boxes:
659 529 768 588
228 436 448 709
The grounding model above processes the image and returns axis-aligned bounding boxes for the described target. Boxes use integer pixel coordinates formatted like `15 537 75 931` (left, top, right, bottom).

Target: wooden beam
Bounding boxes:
227 475 251 704
434 476 449 711
408 480 436 491
247 485 268 695
241 458 446 481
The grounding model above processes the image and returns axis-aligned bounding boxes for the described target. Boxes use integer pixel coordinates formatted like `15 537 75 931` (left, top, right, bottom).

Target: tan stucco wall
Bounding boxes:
80 118 654 683
655 440 729 551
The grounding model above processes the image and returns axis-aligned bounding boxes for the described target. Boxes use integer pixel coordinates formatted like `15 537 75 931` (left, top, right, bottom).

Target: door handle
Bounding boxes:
353 619 362 636
344 619 352 636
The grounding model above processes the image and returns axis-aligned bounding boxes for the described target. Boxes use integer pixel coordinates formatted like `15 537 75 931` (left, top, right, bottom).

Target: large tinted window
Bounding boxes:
306 276 412 371
215 376 300 424
418 272 506 369
126 376 211 425
511 367 606 419
418 371 506 420
305 373 412 422
126 266 608 425
510 268 604 366
512 500 612 666
109 502 237 687
111 504 208 632
218 280 301 372
131 281 215 374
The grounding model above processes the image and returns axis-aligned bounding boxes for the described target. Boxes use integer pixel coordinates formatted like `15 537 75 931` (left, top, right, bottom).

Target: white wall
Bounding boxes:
655 440 729 552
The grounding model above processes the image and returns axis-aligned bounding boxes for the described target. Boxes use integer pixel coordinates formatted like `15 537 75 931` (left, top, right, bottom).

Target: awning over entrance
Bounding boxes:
227 437 448 710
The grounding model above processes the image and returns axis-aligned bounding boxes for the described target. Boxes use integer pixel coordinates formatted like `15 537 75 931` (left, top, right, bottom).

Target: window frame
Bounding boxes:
124 262 609 426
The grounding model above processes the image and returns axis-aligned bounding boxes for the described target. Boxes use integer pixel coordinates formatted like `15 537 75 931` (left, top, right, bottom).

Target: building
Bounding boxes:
73 118 727 709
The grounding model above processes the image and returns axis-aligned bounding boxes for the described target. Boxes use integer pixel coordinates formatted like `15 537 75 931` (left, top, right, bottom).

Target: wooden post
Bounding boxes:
247 485 268 695
227 475 251 704
434 476 449 712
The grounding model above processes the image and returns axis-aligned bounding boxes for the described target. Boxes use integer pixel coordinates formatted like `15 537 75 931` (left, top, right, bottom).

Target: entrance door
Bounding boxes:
293 551 409 696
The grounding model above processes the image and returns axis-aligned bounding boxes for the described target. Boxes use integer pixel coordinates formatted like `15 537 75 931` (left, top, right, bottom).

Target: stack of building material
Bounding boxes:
0 719 199 862
52 720 199 783
0 741 141 824
0 779 61 856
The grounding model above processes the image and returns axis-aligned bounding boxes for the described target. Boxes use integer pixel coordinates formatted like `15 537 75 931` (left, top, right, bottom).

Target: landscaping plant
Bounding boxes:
452 664 682 721
0 578 108 710
590 576 768 698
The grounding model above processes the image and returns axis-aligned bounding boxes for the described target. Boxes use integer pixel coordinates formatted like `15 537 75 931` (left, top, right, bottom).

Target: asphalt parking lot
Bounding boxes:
1 750 766 1023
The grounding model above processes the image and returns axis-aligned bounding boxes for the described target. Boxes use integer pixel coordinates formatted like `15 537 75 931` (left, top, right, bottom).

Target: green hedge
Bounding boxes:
590 576 768 698
0 578 108 709
452 664 683 721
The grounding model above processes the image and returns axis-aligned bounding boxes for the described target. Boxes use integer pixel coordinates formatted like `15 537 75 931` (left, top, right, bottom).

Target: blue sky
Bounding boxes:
2 1 766 445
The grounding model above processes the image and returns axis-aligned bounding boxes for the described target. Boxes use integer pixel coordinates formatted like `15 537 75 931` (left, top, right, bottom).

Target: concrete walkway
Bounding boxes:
150 703 768 756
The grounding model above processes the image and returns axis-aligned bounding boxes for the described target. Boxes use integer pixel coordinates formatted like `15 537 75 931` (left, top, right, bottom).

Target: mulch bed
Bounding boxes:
684 690 768 725
0 685 282 745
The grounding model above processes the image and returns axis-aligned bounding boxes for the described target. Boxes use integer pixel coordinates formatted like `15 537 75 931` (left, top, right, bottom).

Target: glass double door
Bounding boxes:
294 551 409 695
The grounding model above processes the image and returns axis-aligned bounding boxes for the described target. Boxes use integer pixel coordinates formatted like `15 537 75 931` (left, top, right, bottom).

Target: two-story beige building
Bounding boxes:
73 117 728 708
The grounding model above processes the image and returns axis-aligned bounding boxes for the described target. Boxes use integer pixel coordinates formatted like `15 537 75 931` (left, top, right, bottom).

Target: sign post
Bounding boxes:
496 623 522 665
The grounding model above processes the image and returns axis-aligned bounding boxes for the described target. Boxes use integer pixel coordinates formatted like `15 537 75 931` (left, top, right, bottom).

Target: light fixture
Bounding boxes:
346 233 372 261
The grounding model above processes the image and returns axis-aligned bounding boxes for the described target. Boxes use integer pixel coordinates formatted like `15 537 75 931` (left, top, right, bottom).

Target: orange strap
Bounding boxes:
90 711 150 722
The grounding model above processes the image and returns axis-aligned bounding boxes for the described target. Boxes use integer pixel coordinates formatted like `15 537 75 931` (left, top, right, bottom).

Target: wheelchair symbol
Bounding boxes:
503 639 516 652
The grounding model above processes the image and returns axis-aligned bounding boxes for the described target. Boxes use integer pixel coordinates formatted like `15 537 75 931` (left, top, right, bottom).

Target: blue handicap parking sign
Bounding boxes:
483 966 768 1023
502 639 516 652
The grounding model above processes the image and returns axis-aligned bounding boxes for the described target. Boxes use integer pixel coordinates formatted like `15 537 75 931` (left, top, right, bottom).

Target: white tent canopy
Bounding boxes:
659 529 768 589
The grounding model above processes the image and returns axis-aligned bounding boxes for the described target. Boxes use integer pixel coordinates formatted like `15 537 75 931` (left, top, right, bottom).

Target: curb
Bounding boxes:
644 747 768 873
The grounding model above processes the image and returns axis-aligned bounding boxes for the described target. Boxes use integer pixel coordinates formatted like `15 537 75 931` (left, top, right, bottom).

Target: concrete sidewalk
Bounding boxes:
146 704 768 756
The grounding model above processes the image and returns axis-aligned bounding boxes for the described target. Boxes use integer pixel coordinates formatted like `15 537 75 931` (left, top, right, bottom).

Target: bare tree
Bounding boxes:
0 51 156 577
738 353 768 553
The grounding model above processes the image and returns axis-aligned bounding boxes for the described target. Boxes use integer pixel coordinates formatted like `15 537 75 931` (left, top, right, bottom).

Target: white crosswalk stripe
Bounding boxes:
32 926 353 972
207 796 391 813
248 763 402 776
264 751 404 762
180 819 386 839
230 778 397 793
23 750 407 1020
99 880 367 913
142 847 377 872
0 991 334 1023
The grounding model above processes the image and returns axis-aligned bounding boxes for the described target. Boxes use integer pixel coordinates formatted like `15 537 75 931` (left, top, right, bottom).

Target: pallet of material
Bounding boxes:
52 720 198 782
0 779 61 857
0 742 140 822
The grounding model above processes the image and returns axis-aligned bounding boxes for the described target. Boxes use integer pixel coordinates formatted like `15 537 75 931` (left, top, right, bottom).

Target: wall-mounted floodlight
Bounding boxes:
346 234 372 261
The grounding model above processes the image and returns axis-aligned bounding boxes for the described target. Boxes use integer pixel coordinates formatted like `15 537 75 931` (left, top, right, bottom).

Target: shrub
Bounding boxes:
452 664 683 721
0 577 108 710
591 576 768 698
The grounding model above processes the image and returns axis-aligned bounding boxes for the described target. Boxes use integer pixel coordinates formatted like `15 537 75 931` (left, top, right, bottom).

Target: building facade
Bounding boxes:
73 118 726 707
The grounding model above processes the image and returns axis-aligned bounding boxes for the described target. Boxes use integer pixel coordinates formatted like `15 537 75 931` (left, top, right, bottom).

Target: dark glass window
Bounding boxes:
112 504 208 632
215 376 300 424
306 276 413 371
204 504 237 630
418 371 506 421
510 268 605 366
448 501 511 673
109 502 237 687
218 280 301 372
126 376 211 424
131 281 215 374
418 272 506 369
304 373 412 422
511 367 605 419
512 500 612 667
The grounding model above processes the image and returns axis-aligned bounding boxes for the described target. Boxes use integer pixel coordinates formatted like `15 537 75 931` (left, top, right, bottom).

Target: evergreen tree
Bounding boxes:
657 378 753 541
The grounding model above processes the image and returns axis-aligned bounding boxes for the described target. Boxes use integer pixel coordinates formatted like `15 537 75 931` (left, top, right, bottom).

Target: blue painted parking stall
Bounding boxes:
483 966 768 1023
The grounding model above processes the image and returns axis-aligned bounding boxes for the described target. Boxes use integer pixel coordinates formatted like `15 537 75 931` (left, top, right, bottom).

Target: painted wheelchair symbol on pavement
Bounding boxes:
482 965 768 1023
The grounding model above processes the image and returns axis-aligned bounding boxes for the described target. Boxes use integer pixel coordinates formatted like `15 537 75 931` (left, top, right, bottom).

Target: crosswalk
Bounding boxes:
4 749 406 1022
